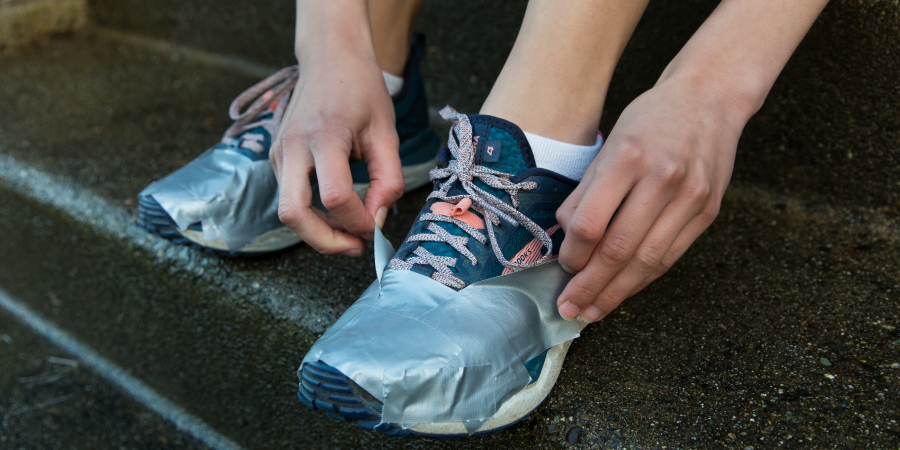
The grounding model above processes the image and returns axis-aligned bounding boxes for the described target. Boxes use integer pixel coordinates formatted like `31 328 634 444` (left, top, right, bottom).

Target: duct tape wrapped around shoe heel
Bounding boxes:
300 228 580 432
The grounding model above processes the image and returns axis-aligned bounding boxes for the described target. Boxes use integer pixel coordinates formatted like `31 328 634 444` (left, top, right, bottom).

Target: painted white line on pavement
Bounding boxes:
0 288 245 450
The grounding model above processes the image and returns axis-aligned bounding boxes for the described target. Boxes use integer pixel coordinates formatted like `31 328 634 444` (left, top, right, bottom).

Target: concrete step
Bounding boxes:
86 0 900 216
1 31 899 450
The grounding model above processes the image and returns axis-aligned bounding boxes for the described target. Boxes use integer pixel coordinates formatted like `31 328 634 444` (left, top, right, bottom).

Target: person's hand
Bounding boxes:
555 77 746 322
270 41 404 257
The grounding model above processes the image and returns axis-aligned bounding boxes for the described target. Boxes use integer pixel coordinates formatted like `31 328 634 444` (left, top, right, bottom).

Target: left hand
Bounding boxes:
555 76 746 322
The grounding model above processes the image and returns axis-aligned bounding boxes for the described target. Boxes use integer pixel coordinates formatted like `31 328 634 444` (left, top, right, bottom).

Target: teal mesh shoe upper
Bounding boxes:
388 110 580 289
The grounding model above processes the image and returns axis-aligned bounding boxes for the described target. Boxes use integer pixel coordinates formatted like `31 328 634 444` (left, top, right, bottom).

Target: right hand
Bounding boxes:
270 48 404 257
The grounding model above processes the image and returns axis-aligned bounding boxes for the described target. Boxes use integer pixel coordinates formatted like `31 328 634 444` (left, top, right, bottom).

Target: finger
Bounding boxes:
360 127 404 235
270 90 301 182
557 157 636 274
314 206 349 231
273 127 349 233
555 174 589 233
311 139 376 238
277 148 365 256
627 205 719 296
582 201 698 322
556 178 677 319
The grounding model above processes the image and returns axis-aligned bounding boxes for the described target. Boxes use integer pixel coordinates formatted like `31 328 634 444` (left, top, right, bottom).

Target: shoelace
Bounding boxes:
388 107 555 288
222 66 299 153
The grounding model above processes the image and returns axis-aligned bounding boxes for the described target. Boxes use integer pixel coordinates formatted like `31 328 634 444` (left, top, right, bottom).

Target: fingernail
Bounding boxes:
362 232 375 241
559 263 576 275
342 248 362 257
375 206 388 230
583 306 603 322
558 301 580 321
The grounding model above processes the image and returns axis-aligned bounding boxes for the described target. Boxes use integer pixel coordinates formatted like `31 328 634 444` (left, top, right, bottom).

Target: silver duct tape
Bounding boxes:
300 228 580 428
140 148 283 250
384 364 494 425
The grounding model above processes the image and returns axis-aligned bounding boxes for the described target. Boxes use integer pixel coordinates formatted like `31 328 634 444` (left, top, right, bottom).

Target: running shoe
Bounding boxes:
298 108 590 437
138 34 440 256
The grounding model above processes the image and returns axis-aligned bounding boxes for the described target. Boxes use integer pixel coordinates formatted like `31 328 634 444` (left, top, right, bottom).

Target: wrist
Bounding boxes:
294 0 374 64
656 59 764 127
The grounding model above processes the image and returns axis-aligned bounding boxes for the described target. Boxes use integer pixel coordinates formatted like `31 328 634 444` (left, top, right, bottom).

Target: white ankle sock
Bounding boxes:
524 131 603 181
383 71 404 97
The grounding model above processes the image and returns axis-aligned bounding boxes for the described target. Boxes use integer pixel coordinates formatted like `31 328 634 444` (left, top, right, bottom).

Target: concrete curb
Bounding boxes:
0 0 88 51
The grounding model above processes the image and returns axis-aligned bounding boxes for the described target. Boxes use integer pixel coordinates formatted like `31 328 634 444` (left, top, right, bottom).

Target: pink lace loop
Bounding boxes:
430 200 484 229
453 198 472 215
221 65 299 153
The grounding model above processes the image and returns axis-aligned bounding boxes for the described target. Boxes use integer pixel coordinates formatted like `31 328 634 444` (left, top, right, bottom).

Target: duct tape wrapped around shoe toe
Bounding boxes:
300 228 580 429
140 148 283 250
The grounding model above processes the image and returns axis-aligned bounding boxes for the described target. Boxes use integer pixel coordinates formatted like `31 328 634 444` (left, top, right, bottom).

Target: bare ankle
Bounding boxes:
369 0 424 75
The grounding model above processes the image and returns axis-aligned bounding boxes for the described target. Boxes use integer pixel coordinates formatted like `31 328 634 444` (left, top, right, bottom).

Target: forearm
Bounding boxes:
295 0 374 63
658 0 829 123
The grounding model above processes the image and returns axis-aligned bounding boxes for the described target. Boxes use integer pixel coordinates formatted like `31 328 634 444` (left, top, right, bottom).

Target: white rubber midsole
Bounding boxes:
177 155 438 253
409 317 588 436
180 226 303 254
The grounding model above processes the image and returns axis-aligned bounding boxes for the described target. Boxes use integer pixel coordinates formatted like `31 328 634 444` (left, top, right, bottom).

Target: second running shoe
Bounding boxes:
298 107 593 437
138 34 440 256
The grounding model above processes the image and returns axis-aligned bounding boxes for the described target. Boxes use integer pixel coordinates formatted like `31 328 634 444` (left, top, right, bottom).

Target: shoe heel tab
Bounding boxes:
394 33 427 102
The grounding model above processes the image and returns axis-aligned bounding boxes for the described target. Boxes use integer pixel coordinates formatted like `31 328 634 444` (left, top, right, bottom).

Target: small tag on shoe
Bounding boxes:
482 140 502 163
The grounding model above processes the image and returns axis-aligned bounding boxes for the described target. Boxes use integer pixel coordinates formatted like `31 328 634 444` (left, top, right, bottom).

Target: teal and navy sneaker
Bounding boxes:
298 108 589 437
138 34 440 256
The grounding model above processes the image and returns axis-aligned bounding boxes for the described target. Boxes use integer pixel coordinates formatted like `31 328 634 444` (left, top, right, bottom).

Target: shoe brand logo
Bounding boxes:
502 224 561 275
470 135 481 164
513 246 533 265
487 145 494 156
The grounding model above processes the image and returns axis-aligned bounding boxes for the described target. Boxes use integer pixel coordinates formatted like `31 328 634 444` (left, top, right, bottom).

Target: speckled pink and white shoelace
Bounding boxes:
389 107 555 288
222 66 298 153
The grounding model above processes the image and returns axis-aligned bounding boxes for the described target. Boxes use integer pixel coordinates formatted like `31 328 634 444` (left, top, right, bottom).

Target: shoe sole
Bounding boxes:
298 319 587 438
137 155 438 256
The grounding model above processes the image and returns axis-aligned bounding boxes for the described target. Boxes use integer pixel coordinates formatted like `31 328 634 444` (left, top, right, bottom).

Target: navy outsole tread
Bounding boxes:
298 361 539 440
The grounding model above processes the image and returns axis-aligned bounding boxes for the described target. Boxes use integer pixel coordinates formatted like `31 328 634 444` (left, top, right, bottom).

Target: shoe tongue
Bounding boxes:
444 114 536 199
464 114 536 174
